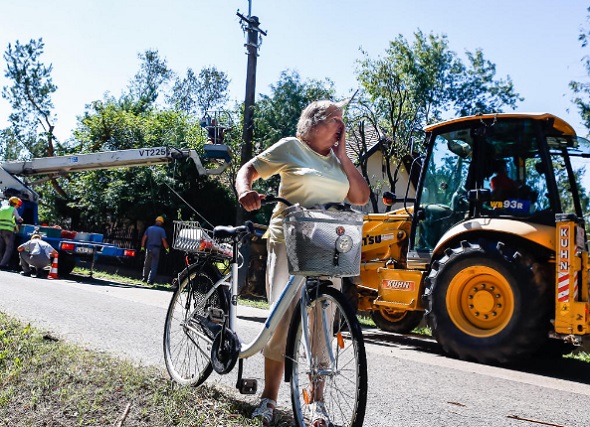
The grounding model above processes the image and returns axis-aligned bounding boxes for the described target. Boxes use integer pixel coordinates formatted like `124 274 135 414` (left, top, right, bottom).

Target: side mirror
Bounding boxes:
382 191 396 207
416 209 426 221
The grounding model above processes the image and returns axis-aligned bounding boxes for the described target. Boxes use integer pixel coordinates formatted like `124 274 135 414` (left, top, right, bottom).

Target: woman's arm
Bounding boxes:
333 131 370 206
236 159 263 212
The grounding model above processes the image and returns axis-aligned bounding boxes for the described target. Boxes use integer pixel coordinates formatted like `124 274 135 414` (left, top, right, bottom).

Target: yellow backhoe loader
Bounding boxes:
356 113 590 364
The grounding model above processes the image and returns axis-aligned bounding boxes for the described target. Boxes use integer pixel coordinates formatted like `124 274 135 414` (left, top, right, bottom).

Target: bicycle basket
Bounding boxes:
282 205 364 277
172 221 231 257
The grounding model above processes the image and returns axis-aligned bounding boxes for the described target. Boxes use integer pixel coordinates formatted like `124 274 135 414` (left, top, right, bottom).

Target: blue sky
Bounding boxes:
1 0 589 142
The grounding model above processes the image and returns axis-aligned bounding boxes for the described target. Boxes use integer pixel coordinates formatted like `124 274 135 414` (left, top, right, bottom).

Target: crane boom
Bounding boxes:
1 147 223 176
0 145 230 203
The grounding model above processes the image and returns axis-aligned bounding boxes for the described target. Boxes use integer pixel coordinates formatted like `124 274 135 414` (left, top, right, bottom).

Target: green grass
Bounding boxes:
0 311 294 427
72 267 173 289
238 296 270 310
565 350 590 362
357 314 375 328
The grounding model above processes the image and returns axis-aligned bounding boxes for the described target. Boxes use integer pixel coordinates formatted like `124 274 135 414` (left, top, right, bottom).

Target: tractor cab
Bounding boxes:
409 113 590 259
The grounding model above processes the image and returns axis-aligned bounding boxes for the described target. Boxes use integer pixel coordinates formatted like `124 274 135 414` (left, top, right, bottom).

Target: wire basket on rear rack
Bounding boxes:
172 221 232 258
282 205 364 277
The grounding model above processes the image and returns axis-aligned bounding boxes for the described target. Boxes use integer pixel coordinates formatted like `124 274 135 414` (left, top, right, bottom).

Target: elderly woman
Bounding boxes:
236 99 369 426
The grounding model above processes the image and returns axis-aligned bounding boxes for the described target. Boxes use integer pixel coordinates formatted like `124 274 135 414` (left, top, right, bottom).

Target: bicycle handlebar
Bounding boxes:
213 221 254 241
262 194 353 212
261 194 292 206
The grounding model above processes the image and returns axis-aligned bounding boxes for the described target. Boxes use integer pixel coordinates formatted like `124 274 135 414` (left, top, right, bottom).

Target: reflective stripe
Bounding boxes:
0 207 16 232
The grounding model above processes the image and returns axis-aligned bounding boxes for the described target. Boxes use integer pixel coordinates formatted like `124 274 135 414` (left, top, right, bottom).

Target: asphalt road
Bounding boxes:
2 271 590 427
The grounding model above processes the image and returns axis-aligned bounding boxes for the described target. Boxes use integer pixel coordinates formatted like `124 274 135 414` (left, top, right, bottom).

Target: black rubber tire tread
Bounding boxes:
536 339 576 359
163 263 226 386
341 277 359 315
57 253 76 276
426 239 553 365
371 308 424 334
286 285 368 427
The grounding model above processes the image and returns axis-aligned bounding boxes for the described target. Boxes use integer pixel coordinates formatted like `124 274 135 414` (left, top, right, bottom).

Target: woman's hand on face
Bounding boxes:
333 118 347 159
238 190 262 212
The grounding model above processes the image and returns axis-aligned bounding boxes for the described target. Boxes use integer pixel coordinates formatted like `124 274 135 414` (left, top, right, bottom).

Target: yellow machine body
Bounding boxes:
553 217 590 337
358 208 417 313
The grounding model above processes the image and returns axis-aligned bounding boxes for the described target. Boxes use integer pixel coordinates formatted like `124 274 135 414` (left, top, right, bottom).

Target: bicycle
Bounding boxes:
163 196 368 427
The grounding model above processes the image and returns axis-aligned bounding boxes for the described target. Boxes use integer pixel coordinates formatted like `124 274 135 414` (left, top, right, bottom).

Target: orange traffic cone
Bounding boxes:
47 253 59 279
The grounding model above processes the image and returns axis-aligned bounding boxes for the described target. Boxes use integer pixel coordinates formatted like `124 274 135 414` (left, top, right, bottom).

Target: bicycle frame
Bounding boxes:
203 262 339 371
237 273 306 358
180 246 307 360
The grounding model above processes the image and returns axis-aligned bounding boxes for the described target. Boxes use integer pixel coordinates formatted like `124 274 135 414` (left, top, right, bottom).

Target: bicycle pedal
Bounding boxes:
208 308 225 324
237 378 257 394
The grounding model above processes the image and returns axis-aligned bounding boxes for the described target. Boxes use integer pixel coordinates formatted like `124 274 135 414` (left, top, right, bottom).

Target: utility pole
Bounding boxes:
237 5 266 168
236 2 266 224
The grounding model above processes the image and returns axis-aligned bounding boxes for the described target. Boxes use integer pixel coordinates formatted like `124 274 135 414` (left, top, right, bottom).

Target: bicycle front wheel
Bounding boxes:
163 265 226 386
287 285 368 427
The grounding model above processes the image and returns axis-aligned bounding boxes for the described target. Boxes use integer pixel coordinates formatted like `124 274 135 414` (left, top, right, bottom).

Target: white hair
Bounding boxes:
296 99 348 140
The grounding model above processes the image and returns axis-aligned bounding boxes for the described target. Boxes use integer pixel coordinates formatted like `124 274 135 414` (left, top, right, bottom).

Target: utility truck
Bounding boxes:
0 144 230 275
356 113 590 364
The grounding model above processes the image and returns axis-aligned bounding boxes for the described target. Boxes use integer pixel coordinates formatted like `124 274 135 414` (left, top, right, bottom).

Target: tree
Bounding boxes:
122 49 173 113
453 49 521 117
168 66 230 117
571 7 590 131
1 38 59 159
351 30 522 211
253 70 335 151
38 51 235 230
40 102 236 231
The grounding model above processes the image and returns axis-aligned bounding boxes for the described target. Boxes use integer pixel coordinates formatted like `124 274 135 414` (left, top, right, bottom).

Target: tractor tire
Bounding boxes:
371 308 424 333
536 340 576 359
426 240 552 365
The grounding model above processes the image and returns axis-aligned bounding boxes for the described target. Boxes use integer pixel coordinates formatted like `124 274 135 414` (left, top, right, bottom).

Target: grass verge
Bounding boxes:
565 350 590 362
71 267 173 289
0 311 278 427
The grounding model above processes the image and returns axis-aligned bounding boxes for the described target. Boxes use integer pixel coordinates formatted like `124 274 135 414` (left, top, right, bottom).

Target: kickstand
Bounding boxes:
236 359 257 394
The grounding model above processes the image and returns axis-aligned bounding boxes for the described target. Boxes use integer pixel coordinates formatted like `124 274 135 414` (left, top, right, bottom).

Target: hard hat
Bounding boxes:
156 216 165 224
31 233 42 239
8 196 22 207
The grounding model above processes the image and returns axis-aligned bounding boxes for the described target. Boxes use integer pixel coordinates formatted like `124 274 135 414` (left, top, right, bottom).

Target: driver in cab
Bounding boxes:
490 159 518 199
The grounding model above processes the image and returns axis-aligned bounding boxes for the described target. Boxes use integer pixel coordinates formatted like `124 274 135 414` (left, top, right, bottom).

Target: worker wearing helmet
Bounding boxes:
17 233 58 277
0 196 23 270
140 215 169 285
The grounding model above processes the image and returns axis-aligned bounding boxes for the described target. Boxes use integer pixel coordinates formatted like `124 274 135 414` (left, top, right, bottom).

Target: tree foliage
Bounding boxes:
453 50 521 117
169 66 230 117
37 49 235 231
122 49 173 113
570 7 590 131
351 30 522 211
1 38 60 159
253 70 335 151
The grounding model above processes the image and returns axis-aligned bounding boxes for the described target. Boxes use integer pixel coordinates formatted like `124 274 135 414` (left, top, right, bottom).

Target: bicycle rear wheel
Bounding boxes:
163 265 226 386
287 285 367 427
